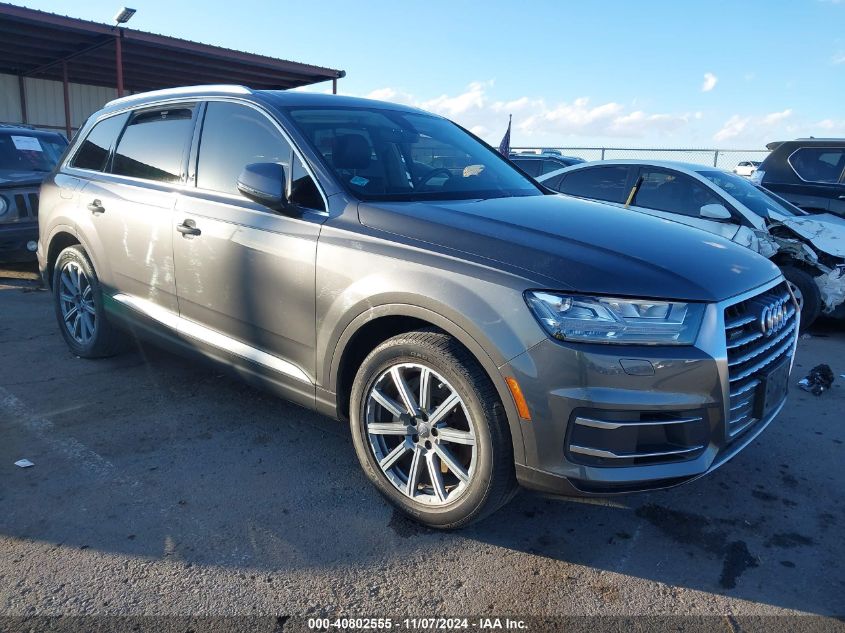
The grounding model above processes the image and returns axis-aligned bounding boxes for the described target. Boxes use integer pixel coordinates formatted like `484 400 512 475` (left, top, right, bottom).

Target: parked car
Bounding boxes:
539 160 845 327
509 152 584 177
39 86 795 528
733 160 761 178
752 138 845 217
0 123 68 262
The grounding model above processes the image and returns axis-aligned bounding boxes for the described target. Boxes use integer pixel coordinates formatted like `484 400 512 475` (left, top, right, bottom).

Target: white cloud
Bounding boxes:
714 115 750 142
701 72 718 92
832 51 845 64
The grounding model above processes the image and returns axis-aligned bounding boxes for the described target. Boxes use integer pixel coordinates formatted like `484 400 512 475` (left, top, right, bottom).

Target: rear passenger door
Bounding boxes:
173 100 327 397
554 165 634 204
75 105 197 314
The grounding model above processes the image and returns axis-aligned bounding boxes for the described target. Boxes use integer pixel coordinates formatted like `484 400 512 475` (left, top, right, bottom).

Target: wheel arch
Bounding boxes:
327 304 527 465
44 229 82 289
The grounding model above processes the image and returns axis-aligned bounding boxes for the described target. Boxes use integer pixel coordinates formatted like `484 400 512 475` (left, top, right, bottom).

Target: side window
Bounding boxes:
289 154 325 211
788 148 845 184
558 166 630 203
112 106 194 183
633 171 722 217
542 173 564 190
70 113 128 172
541 160 562 175
513 159 541 177
197 102 291 195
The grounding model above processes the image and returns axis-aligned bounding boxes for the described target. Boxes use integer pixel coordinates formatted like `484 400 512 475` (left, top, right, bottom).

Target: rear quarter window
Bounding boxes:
787 147 845 184
70 113 128 172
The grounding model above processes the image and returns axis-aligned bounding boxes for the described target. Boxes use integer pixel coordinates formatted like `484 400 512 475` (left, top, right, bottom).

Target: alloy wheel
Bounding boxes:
58 261 97 345
365 363 477 506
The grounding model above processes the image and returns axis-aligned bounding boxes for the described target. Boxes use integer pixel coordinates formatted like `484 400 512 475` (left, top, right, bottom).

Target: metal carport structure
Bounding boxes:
0 2 345 137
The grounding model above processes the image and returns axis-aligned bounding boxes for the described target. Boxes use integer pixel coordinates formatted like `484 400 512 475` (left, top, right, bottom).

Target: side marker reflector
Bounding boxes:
505 376 531 421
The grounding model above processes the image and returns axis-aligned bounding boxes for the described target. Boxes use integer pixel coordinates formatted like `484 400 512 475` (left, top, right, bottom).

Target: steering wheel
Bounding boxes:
416 168 453 189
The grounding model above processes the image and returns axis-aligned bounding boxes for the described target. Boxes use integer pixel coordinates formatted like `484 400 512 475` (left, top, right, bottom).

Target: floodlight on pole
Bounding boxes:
113 7 136 25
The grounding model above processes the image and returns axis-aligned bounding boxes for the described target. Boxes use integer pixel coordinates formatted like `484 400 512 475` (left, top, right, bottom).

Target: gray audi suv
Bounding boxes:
38 86 799 528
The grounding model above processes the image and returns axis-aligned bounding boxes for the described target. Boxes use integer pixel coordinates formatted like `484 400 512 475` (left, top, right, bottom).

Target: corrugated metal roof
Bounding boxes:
0 2 345 91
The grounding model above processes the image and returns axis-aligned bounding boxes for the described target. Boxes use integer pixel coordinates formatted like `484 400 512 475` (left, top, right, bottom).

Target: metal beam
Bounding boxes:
61 60 71 138
115 30 124 97
18 75 27 123
22 35 114 77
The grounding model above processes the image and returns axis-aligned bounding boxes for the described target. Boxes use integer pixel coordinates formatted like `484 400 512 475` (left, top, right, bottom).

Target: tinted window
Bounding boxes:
698 170 803 218
541 173 565 190
112 106 194 183
633 170 722 217
0 132 67 173
541 160 564 175
558 166 630 203
287 107 541 202
197 102 291 195
70 114 127 171
512 158 541 176
788 148 845 184
290 154 324 211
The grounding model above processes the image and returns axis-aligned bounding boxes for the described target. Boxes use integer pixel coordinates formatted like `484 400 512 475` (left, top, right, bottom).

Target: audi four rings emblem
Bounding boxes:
760 299 788 337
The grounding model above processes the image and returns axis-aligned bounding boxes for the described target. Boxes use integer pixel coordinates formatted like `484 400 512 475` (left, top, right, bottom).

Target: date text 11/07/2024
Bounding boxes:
307 617 529 630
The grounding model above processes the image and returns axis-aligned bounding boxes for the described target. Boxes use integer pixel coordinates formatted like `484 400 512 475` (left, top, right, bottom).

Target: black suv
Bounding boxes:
0 123 68 262
509 152 583 177
753 138 845 217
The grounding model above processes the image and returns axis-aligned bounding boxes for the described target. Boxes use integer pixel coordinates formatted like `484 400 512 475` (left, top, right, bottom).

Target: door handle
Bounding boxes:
87 199 105 215
838 195 845 200
176 220 201 237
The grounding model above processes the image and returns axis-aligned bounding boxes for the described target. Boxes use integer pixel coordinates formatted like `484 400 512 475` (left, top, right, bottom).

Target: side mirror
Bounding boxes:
700 203 732 220
237 162 287 209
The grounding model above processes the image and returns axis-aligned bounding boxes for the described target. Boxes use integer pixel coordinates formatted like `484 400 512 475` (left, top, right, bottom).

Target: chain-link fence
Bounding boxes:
511 147 770 171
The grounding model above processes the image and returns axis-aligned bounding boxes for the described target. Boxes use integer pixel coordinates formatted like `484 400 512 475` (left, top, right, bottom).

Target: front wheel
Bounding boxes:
350 330 517 529
52 245 127 358
781 265 822 332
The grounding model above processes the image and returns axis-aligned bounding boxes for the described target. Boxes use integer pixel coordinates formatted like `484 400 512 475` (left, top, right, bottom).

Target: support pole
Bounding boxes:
115 30 125 97
61 61 71 139
332 77 337 95
18 75 27 123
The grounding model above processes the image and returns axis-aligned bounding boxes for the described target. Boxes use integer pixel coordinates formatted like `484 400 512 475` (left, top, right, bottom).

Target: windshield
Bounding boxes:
286 107 542 202
697 169 805 219
0 132 67 173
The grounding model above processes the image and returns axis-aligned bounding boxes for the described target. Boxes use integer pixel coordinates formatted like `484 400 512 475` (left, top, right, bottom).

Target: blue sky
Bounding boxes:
10 0 845 148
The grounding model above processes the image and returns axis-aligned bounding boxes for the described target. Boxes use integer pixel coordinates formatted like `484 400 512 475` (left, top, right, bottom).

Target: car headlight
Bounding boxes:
525 291 705 345
0 196 8 218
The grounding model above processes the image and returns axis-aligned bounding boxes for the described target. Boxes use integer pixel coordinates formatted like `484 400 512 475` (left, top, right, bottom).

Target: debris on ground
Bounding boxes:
801 333 812 340
797 364 835 396
14 459 34 468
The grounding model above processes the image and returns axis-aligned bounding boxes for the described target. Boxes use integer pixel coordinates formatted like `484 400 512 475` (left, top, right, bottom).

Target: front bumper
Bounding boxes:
0 221 38 262
502 277 798 496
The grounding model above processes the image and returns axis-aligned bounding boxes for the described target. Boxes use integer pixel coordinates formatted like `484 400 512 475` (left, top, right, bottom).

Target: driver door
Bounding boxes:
629 168 740 241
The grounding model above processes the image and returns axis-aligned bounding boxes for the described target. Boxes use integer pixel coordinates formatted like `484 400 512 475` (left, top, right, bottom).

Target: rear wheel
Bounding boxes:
781 265 821 331
350 330 517 529
53 245 127 358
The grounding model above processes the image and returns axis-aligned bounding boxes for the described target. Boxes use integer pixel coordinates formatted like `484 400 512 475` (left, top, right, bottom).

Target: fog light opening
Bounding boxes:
26 240 37 252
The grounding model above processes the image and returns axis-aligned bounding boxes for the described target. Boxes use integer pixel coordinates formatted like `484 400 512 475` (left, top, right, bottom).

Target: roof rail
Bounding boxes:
106 84 252 108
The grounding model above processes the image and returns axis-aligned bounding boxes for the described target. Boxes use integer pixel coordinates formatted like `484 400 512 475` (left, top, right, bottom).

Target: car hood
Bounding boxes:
772 212 845 259
0 169 48 188
358 194 781 303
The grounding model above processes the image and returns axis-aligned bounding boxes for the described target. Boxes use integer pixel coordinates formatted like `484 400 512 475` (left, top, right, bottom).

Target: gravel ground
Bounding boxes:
1 263 844 627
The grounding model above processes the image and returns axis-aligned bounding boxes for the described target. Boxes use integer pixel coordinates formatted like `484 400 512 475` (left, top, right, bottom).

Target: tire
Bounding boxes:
781 265 822 332
350 330 517 529
52 245 127 358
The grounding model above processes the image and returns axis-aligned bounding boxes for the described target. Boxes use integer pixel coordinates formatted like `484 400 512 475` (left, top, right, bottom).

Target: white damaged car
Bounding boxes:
539 160 845 328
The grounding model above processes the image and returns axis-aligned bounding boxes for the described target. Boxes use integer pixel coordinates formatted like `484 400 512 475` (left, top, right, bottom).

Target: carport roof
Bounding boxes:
0 2 345 91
